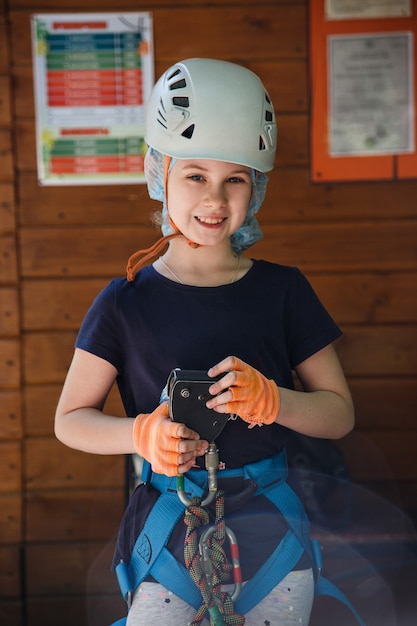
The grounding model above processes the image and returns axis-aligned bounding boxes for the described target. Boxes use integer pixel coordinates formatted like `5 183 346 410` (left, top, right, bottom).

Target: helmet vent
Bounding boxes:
181 124 195 139
172 96 189 107
259 136 266 151
157 108 167 123
168 68 181 80
156 97 168 129
170 78 187 90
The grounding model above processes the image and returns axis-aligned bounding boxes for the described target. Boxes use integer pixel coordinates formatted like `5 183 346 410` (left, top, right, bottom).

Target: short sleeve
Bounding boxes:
75 279 124 373
286 269 342 368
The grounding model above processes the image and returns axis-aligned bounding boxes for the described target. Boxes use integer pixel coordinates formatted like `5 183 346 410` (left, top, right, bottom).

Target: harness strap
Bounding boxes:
234 475 311 614
118 452 309 610
316 577 366 626
115 486 186 600
115 451 366 626
116 464 206 610
147 544 203 608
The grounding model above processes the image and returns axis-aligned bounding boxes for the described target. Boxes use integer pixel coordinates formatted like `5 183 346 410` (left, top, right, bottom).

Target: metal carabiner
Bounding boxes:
199 524 242 602
176 443 219 507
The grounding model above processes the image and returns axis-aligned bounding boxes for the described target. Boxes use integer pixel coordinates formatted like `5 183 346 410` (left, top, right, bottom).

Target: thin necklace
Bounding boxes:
158 254 241 285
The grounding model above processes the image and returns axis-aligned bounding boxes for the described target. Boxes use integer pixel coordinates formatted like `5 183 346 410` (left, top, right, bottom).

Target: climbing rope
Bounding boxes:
183 490 245 626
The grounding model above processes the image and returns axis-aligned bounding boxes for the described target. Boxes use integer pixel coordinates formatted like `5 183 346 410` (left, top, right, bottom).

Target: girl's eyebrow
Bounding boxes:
181 164 207 171
181 163 251 176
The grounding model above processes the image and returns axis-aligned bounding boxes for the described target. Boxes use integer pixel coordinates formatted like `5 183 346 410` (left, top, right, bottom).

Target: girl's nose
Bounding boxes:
204 184 227 207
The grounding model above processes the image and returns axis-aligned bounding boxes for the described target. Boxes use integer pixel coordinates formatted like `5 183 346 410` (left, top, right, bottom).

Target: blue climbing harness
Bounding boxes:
113 448 366 625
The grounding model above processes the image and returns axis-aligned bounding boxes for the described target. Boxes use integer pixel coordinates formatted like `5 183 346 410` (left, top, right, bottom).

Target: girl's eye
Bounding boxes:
228 176 250 184
186 174 249 184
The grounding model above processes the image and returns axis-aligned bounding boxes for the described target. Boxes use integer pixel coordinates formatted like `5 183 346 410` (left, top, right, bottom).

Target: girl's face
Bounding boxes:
167 159 252 248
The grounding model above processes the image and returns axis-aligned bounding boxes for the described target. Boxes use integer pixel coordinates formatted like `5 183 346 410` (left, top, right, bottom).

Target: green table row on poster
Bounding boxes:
47 51 142 70
49 137 145 156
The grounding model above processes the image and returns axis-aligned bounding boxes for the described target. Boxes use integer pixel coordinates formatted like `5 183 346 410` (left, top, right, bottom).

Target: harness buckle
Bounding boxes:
312 539 323 582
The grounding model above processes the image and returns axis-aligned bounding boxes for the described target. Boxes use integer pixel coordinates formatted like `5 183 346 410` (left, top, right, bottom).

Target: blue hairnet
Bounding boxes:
144 147 268 254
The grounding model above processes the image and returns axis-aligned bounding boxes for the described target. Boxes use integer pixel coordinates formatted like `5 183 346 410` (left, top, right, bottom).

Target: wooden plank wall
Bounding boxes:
1 0 416 624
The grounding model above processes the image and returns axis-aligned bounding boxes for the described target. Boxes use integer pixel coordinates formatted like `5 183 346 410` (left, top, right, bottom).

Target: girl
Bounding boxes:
55 58 355 625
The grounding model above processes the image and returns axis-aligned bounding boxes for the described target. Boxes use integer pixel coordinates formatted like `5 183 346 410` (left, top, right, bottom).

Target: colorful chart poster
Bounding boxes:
31 13 154 185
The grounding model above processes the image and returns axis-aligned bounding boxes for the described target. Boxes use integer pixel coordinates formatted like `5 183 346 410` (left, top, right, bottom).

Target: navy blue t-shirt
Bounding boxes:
76 259 342 576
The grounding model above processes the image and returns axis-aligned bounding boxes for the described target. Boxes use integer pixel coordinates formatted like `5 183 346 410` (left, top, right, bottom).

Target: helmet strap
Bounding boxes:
126 155 200 282
126 232 183 282
163 154 200 249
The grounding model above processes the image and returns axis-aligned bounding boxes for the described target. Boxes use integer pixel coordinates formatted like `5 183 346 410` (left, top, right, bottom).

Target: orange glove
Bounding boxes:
133 402 183 476
225 357 280 425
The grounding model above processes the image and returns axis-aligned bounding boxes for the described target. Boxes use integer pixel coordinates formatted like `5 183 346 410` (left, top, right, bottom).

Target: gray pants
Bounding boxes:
126 569 314 625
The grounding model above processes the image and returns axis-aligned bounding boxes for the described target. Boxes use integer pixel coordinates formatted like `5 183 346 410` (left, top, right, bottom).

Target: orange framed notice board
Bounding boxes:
310 0 417 182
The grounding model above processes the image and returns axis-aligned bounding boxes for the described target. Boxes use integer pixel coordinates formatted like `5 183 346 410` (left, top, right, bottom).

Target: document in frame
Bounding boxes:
325 0 412 20
328 33 414 157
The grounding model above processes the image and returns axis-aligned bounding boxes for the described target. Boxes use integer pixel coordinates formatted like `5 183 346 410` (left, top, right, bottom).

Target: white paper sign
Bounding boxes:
328 33 414 156
326 0 412 20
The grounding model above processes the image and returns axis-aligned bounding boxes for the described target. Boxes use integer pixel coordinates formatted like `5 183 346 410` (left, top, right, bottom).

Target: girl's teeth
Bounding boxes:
198 217 223 224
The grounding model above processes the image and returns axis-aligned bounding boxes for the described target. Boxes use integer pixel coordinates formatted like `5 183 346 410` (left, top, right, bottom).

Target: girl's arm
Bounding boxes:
278 344 354 439
55 348 207 472
55 348 135 454
207 344 354 440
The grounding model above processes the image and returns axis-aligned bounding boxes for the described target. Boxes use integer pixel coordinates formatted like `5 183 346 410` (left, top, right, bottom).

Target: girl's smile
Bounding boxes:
195 216 226 226
167 159 252 247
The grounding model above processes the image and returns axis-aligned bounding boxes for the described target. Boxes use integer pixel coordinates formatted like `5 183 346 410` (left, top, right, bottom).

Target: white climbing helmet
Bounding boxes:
145 58 277 173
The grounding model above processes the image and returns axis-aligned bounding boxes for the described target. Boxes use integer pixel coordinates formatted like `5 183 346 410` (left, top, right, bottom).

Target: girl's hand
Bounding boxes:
206 356 280 426
133 402 208 475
